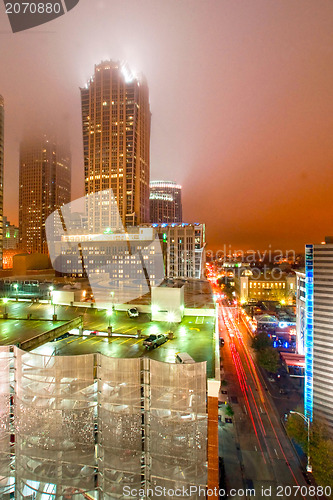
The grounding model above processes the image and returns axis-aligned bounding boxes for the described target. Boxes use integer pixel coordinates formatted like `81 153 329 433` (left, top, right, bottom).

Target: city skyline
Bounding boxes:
1 1 333 251
0 1 333 497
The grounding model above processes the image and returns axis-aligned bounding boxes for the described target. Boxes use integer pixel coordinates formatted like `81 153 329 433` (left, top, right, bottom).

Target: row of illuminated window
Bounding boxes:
248 281 292 289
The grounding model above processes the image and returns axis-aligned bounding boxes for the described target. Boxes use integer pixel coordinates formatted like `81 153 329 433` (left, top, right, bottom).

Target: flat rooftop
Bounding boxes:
0 301 216 378
128 279 215 308
0 318 67 346
0 277 215 309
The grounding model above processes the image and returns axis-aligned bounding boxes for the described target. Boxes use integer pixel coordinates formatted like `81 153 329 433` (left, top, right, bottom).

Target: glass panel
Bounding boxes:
0 346 12 497
14 348 96 498
97 355 142 499
149 360 207 496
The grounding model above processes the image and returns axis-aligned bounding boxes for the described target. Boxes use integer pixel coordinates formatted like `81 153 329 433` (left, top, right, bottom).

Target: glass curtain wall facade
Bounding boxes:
81 61 151 231
0 347 207 499
149 181 182 224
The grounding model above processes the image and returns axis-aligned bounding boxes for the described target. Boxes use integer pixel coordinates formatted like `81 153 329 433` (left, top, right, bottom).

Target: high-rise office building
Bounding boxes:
19 134 71 254
142 222 206 279
150 180 182 223
0 95 4 268
81 61 151 231
304 237 333 429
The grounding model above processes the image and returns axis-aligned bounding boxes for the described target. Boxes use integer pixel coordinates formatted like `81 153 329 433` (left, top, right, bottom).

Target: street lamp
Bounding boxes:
110 290 115 309
49 287 56 320
106 308 113 337
2 297 9 318
106 309 113 327
290 411 312 473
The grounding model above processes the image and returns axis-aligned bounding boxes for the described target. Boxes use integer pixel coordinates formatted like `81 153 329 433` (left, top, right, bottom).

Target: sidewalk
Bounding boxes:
218 400 245 496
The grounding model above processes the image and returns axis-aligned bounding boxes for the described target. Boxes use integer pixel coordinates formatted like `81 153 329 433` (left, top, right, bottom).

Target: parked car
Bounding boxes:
175 352 195 364
127 307 139 318
143 334 167 349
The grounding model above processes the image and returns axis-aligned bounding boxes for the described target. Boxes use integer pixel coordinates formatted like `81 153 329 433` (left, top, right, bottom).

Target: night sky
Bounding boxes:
1 0 333 252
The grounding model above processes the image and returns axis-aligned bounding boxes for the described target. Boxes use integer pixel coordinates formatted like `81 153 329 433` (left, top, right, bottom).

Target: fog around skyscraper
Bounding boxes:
1 1 333 250
81 61 150 230
19 134 71 254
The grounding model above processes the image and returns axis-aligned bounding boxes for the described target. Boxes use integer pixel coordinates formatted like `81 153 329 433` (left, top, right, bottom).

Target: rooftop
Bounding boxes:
0 300 217 379
128 279 215 308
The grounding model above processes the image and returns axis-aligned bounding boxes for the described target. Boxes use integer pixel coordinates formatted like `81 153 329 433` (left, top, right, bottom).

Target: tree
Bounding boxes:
252 332 272 351
286 410 308 449
287 412 333 491
225 404 234 417
310 421 333 490
257 347 279 373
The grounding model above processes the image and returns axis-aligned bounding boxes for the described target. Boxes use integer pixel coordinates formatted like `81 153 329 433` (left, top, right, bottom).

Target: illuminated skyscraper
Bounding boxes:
19 135 71 254
0 95 4 267
81 61 151 231
149 180 182 224
304 237 333 429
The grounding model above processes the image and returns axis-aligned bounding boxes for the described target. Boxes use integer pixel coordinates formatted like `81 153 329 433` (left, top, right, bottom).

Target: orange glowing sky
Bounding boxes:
0 0 333 252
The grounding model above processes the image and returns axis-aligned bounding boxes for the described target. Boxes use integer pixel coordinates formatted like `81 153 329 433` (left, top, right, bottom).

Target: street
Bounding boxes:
217 300 312 500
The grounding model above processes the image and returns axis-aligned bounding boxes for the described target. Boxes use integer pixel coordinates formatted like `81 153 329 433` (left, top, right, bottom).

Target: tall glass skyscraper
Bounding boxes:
0 95 4 268
81 61 151 231
149 180 182 223
19 134 71 254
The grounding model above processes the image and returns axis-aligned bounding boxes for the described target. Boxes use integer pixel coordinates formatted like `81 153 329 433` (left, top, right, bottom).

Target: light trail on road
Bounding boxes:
230 339 267 462
218 300 307 499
